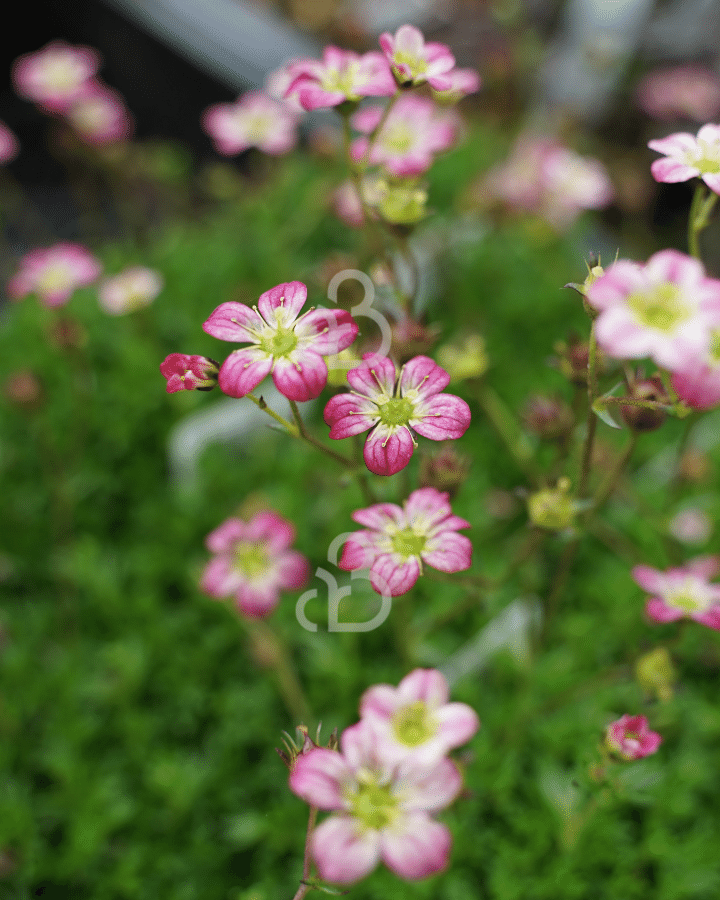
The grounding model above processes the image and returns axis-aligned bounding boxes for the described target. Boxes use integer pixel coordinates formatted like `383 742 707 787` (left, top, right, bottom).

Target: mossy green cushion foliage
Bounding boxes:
1 125 719 900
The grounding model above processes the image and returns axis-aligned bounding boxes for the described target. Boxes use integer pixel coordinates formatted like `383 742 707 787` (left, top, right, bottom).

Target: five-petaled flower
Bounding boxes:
359 668 479 766
160 354 219 393
200 510 309 618
584 249 720 371
99 266 163 315
202 281 359 402
65 82 134 145
8 242 102 307
12 40 100 112
632 556 720 630
379 25 457 91
605 714 662 760
339 487 472 596
289 717 462 884
202 90 298 156
324 354 470 476
649 123 720 194
285 47 396 110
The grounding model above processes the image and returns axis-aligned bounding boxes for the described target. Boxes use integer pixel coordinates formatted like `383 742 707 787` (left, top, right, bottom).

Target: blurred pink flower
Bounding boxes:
585 249 720 371
324 355 471 476
338 487 472 596
671 325 720 409
668 508 712 545
605 714 662 760
200 510 309 618
66 82 134 145
432 67 482 103
285 47 396 110
12 40 100 112
0 121 19 164
160 354 219 393
379 25 456 91
202 91 298 156
203 280 358 401
649 123 720 194
360 668 479 765
633 556 720 630
289 717 462 884
99 266 163 315
265 61 307 115
8 243 101 307
484 134 613 230
350 95 459 176
637 65 720 122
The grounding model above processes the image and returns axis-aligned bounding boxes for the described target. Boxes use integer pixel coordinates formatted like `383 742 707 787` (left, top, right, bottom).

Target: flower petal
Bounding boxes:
200 556 242 598
295 308 359 354
380 814 451 880
347 355 397 398
370 554 420 596
202 301 264 342
351 502 405 530
400 355 450 397
324 392 378 438
398 668 449 706
276 550 310 590
435 702 481 747
235 581 280 618
290 748 350 809
412 394 471 440
218 347 273 397
312 815 381 884
205 517 246 553
401 757 462 812
363 425 415 475
422 531 473 573
257 280 307 327
360 684 400 719
272 349 327 401
646 597 684 623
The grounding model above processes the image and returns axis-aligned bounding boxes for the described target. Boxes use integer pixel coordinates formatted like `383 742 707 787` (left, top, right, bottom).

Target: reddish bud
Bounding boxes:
419 445 470 498
620 374 668 431
160 354 219 393
522 394 573 441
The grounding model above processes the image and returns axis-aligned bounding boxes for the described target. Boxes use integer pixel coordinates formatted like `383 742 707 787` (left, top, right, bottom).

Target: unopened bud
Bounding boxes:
436 333 488 382
522 394 573 441
160 354 219 393
527 478 577 530
391 318 441 364
619 375 668 431
276 723 338 772
4 369 43 409
419 445 470 498
635 647 675 702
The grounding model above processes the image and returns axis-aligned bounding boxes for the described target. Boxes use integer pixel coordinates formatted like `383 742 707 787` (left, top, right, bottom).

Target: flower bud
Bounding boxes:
419 445 470 498
276 723 339 772
635 647 676 702
160 354 219 393
436 333 488 382
3 369 43 409
391 317 441 364
619 374 668 431
527 478 577 530
554 336 594 386
522 394 573 441
376 178 428 225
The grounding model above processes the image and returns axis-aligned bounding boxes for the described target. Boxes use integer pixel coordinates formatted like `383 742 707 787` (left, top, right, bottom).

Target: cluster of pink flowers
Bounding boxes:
633 556 720 630
339 487 472 596
289 668 479 884
483 133 613 230
200 509 309 618
12 40 133 145
8 242 102 307
605 715 662 760
585 249 720 409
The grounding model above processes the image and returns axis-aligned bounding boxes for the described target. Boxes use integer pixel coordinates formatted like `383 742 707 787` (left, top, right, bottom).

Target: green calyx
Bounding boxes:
233 541 269 578
391 700 436 747
627 284 689 333
261 326 298 358
378 397 414 427
391 526 426 558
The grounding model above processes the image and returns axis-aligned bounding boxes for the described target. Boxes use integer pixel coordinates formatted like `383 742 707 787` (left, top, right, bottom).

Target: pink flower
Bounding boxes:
632 557 720 630
638 66 720 122
484 135 613 230
265 61 307 115
350 96 459 176
285 47 396 110
324 355 471 476
338 487 472 596
12 40 100 112
202 91 298 156
99 266 163 315
671 325 720 408
160 354 219 393
0 121 19 164
585 249 720 371
289 718 462 884
379 25 456 91
605 715 662 760
200 510 309 618
65 82 134 145
8 243 102 307
431 68 482 103
360 668 479 765
202 281 359 401
648 123 720 194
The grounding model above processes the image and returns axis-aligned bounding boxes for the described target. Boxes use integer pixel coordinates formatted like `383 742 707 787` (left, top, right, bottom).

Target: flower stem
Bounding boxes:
578 323 599 499
289 399 357 467
592 433 639 514
247 391 299 435
292 806 318 900
245 620 311 724
688 182 718 260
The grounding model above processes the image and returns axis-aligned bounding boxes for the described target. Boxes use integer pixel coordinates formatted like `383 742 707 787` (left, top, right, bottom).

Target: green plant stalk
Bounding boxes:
292 806 318 900
688 182 718 260
578 322 599 499
246 620 311 724
592 433 639 514
288 399 363 470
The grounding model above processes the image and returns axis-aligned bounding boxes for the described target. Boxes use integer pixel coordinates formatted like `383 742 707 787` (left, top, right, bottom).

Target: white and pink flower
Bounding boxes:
285 47 396 110
671 325 720 409
338 487 472 596
324 355 471 476
202 91 298 156
0 121 19 164
585 249 720 371
649 123 720 194
432 68 481 103
632 556 720 630
200 510 309 618
379 25 456 91
160 354 219 393
350 96 459 176
99 266 163 315
289 717 462 884
12 40 100 112
360 668 479 765
65 82 134 145
605 714 662 760
8 242 102 307
637 66 720 122
203 281 358 402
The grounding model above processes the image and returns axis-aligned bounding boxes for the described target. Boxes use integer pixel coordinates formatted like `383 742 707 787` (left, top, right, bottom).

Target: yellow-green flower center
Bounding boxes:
626 283 689 332
692 140 720 174
391 526 426 558
38 264 71 294
233 541 269 578
348 772 398 831
383 123 413 154
394 51 427 80
261 326 298 358
322 63 361 100
391 700 436 746
709 328 720 363
378 397 414 427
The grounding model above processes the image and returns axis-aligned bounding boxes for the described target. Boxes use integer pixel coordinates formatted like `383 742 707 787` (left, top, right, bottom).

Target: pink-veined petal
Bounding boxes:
290 748 350 809
400 355 450 397
272 349 327 401
644 248 704 286
687 556 720 578
647 132 698 155
295 307 359 354
435 702 481 748
702 172 720 194
401 757 462 812
422 531 472 573
364 425 415 475
276 550 310 590
360 684 400 719
380 814 451 880
370 554 420 596
694 606 720 630
412 394 471 440
347 355 397 398
632 564 666 593
338 535 377 571
218 347 273 397
245 510 294 550
595 306 656 360
205 518 246 553
398 668 449 706
351 502 404 530
202 301 264 342
235 581 280 618
650 157 700 183
646 597 685 623
257 280 307 327
200 556 242 598
312 815 381 884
